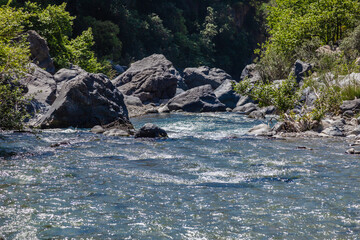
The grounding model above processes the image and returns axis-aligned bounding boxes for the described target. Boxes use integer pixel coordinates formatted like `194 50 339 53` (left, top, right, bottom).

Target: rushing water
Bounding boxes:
0 113 360 239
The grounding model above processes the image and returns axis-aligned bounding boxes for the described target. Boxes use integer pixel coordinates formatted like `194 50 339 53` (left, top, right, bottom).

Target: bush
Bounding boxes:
234 76 300 114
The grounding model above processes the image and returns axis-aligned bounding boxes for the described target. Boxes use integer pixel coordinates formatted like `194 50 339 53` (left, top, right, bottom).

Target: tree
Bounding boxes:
0 5 31 130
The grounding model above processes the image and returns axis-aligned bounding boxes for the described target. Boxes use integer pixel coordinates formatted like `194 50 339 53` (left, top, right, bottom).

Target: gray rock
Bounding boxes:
134 123 168 138
343 110 355 118
124 95 143 107
158 105 170 113
248 124 272 136
240 64 261 83
322 126 345 137
294 59 312 83
233 103 258 115
300 87 317 106
261 106 277 115
22 64 57 106
54 66 86 95
38 72 130 129
214 80 241 109
346 148 360 154
337 73 360 87
340 99 360 113
236 95 255 107
349 126 360 135
27 30 55 74
183 66 232 90
112 54 181 103
91 125 105 134
248 110 265 119
168 84 226 112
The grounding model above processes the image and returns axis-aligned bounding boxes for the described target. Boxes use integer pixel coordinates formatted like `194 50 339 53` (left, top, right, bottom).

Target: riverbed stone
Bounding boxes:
134 123 168 138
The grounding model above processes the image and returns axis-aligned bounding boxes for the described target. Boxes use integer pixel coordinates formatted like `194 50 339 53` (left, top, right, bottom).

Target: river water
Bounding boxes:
0 113 359 239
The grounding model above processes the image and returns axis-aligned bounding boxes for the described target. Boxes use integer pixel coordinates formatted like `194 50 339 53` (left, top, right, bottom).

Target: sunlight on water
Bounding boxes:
0 113 360 239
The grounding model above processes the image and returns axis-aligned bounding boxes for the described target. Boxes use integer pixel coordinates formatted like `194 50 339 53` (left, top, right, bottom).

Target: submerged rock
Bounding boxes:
167 84 226 112
134 123 168 138
113 54 181 103
183 66 232 90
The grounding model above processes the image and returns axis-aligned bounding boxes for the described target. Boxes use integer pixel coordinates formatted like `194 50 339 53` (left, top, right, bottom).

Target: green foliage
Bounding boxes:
258 0 360 80
234 77 300 114
0 5 30 130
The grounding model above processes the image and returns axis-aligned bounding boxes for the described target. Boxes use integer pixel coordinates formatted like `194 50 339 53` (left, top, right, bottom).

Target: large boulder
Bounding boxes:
26 30 55 74
240 64 261 83
167 84 226 112
112 54 181 103
183 66 232 90
294 60 312 83
214 80 241 109
134 123 168 138
38 72 129 129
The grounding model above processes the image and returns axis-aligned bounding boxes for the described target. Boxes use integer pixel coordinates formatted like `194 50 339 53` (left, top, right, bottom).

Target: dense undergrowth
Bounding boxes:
235 0 360 125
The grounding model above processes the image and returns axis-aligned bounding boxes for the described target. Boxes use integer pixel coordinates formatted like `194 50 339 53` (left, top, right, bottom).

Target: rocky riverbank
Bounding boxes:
20 31 360 148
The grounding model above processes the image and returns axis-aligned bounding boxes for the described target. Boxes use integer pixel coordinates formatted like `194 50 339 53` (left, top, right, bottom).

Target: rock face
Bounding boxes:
22 64 57 106
54 66 86 95
112 54 181 103
183 66 232 90
27 30 55 74
167 84 226 112
240 64 261 83
38 73 129 129
214 80 241 109
294 60 312 83
134 123 168 138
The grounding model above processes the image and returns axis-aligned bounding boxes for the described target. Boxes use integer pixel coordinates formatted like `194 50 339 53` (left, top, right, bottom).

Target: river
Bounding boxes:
1 113 359 239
